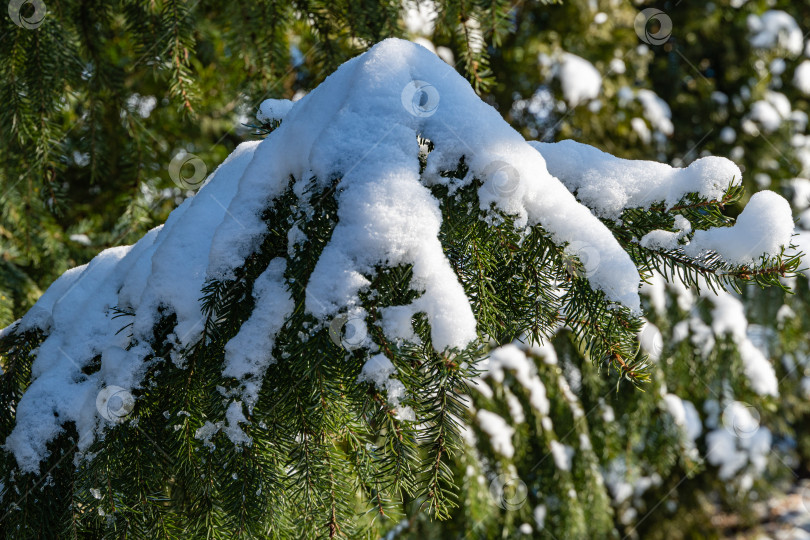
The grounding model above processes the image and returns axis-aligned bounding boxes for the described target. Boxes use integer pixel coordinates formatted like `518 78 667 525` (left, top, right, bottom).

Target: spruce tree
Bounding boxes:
444 0 810 534
0 0 515 328
0 38 798 539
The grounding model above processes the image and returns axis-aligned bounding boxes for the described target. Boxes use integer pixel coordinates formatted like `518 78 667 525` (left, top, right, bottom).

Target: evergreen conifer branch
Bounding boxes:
1 24 805 537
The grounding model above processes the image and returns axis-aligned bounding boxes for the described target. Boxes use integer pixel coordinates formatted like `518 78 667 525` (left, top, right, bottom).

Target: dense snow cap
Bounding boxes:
4 140 260 473
208 39 645 316
0 38 792 474
533 140 742 219
685 190 794 266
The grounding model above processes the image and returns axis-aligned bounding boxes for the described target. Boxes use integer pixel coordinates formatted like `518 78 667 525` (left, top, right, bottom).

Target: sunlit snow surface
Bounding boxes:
1 39 792 474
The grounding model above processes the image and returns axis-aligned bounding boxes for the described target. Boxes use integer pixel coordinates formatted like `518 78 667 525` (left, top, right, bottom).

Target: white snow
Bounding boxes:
69 233 92 246
636 89 673 136
631 118 651 145
640 271 666 315
748 103 780 133
738 340 778 396
793 231 810 279
600 399 615 423
223 401 251 446
478 345 550 416
556 53 602 107
404 0 437 35
791 178 810 210
638 320 664 361
194 421 220 449
358 353 396 386
534 139 742 220
193 401 252 447
0 38 796 475
720 127 736 144
477 409 515 458
683 400 702 442
640 215 691 251
747 10 803 56
16 264 88 333
684 190 794 267
549 440 574 471
505 390 525 424
126 94 157 119
472 378 494 400
257 99 295 123
663 393 702 442
704 292 779 397
706 401 772 480
776 304 795 322
358 354 415 421
801 377 810 399
795 61 810 95
222 258 294 410
3 140 259 473
747 93 791 133
533 505 547 529
609 58 626 75
603 458 634 504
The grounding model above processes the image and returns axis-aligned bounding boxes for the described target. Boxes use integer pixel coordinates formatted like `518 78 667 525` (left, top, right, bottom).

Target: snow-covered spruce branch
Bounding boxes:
0 40 797 537
537 141 799 293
